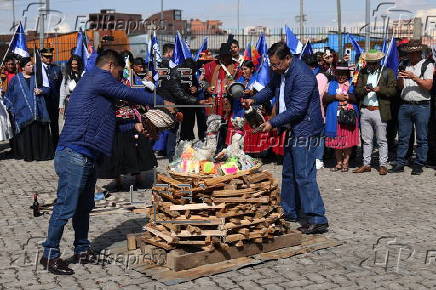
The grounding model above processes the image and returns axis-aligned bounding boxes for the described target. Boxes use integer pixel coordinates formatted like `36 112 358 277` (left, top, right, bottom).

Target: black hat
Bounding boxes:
133 57 145 66
218 43 231 56
40 47 54 57
399 40 427 53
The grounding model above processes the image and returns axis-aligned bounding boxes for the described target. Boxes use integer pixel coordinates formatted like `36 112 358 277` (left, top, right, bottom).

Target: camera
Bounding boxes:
398 59 409 72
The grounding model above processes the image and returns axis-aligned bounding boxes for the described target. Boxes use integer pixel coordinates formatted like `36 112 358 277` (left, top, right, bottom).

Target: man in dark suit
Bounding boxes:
40 48 63 146
243 42 328 234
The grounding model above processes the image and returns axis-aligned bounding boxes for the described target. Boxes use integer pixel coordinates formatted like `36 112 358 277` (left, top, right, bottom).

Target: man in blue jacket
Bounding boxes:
40 49 163 275
243 42 328 235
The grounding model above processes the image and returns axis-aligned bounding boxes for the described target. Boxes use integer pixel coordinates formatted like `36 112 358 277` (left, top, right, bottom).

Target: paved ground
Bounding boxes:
0 141 435 289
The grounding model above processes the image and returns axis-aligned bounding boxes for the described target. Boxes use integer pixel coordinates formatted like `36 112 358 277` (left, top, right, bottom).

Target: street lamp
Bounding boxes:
337 0 342 58
237 0 240 33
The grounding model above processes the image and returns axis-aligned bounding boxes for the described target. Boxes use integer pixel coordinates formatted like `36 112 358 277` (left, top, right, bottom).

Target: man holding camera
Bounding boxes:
353 50 397 175
389 40 434 175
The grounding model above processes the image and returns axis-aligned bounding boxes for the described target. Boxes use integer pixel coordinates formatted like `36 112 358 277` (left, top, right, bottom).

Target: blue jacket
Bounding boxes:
46 64 63 108
3 73 50 134
58 67 163 156
253 58 323 137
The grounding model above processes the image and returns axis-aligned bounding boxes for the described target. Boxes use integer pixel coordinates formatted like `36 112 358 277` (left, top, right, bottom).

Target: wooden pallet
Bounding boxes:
126 234 341 286
128 230 302 272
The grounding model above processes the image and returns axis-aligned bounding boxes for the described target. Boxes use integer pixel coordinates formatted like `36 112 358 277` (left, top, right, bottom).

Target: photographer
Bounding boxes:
353 50 397 175
389 40 434 175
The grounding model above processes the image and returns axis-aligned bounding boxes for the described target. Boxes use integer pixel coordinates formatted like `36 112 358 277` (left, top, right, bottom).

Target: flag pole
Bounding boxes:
1 23 22 66
376 37 393 85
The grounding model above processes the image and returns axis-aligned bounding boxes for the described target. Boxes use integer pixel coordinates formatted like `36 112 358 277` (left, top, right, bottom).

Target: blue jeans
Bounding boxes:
396 104 431 166
281 136 328 224
314 136 325 161
42 147 96 259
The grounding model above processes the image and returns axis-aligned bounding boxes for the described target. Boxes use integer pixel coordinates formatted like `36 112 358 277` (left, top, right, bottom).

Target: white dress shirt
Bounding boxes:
278 67 290 114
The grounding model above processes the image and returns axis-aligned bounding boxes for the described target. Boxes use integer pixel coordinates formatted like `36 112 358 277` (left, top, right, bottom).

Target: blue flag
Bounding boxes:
285 25 303 54
74 30 90 68
147 31 162 83
172 31 192 65
84 49 98 73
9 22 29 58
381 38 388 54
253 55 271 91
300 41 313 59
194 37 208 61
255 33 268 57
382 37 399 78
348 34 364 59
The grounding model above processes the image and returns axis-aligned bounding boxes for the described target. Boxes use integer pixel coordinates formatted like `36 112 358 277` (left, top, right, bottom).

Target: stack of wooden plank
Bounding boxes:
142 170 287 251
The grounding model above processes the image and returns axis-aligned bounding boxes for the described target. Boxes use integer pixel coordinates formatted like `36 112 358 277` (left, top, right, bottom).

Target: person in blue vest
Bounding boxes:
242 42 328 235
40 49 163 275
40 48 63 146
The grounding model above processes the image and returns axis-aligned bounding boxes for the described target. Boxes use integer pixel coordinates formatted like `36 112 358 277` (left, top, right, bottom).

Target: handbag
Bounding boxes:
338 107 356 127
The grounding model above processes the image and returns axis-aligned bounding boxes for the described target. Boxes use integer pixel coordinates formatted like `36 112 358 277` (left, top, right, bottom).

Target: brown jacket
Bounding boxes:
355 67 397 122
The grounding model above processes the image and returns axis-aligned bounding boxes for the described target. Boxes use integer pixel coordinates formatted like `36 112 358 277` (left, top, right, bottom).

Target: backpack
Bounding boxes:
420 58 435 78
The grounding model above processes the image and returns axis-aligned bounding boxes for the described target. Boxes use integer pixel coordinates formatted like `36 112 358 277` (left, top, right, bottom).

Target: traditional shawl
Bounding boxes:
3 73 50 134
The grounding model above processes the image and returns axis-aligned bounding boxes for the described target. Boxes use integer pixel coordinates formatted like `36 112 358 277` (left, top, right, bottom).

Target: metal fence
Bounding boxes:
1 25 435 64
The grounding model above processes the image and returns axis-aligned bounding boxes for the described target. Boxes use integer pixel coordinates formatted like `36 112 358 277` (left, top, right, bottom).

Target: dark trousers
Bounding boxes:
396 104 431 166
44 96 60 146
49 110 60 147
387 99 415 159
387 100 400 153
180 108 195 141
42 147 96 259
166 124 179 163
195 107 207 141
179 108 207 141
428 102 436 165
281 136 328 225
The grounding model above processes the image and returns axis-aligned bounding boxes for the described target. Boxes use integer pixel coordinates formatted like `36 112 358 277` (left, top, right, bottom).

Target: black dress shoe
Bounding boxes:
40 257 74 275
297 223 329 234
388 164 404 173
411 166 423 175
70 250 97 265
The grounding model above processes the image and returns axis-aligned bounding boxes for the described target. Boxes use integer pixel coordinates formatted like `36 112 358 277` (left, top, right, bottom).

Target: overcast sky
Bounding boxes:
0 0 435 34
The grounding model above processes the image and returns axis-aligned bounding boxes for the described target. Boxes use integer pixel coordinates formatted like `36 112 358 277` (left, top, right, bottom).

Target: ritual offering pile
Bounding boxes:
143 168 286 250
168 115 259 176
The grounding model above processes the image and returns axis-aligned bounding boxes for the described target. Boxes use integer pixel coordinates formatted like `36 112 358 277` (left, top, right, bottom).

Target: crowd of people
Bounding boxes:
0 38 435 174
0 34 434 275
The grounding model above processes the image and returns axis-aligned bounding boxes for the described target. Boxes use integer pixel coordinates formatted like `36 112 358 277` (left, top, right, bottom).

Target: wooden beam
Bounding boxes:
212 197 269 203
144 224 178 244
170 203 225 211
165 231 302 271
212 188 256 197
174 230 227 237
136 235 174 251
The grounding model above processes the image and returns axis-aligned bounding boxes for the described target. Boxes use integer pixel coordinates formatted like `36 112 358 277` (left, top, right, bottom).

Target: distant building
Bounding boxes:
190 19 224 34
244 26 270 36
88 9 143 33
389 18 422 39
145 9 187 34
